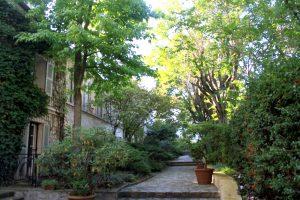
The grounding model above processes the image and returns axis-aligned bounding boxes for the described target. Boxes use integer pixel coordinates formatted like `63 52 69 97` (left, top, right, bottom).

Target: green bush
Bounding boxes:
229 60 300 199
143 121 182 161
37 139 73 186
97 172 137 188
149 160 166 172
186 122 232 164
120 146 152 175
37 128 130 194
41 179 58 189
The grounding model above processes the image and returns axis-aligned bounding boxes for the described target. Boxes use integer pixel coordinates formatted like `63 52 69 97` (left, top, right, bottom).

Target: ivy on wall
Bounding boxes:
0 0 48 185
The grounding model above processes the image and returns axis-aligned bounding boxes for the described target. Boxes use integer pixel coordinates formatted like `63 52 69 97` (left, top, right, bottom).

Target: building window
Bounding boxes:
43 123 50 148
82 92 88 111
45 61 54 96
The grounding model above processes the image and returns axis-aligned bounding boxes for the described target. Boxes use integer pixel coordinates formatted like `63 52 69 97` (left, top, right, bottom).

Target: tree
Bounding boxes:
18 0 152 140
147 0 252 123
96 82 173 142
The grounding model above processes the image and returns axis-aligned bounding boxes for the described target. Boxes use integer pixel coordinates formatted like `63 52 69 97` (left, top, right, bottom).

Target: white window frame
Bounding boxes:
45 61 54 97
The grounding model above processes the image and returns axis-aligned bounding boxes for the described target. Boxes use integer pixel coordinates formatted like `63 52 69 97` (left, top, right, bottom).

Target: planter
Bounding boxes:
68 194 96 200
195 166 214 184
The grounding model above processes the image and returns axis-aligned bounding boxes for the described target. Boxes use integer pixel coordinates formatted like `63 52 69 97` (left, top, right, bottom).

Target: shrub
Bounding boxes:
186 122 232 164
41 179 58 190
120 146 152 175
229 60 300 199
97 172 137 188
149 161 165 172
37 128 130 194
143 120 182 161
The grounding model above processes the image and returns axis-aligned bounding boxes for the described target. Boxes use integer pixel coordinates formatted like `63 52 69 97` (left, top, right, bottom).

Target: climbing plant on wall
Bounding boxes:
0 1 48 185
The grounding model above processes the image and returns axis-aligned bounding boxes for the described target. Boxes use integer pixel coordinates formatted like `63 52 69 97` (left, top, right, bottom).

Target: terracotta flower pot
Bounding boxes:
195 166 214 184
68 194 96 200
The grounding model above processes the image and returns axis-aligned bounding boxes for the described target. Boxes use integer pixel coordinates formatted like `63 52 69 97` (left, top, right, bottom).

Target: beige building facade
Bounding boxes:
16 55 123 181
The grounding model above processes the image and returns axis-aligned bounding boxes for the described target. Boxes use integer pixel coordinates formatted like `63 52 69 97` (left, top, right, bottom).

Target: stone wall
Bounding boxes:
66 104 114 130
6 188 119 200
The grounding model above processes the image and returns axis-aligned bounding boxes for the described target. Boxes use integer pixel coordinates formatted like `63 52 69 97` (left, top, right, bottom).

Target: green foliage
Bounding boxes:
229 60 300 199
71 179 90 196
41 179 58 189
186 122 232 164
147 0 246 123
143 121 182 161
213 163 236 176
190 143 205 162
95 82 173 142
97 172 137 188
0 0 48 185
37 128 129 195
145 120 178 142
121 146 152 175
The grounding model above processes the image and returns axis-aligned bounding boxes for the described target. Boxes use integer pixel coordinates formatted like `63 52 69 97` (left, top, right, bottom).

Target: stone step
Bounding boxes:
1 197 24 200
167 161 196 166
119 198 220 200
0 191 15 199
13 197 24 200
0 191 24 200
118 191 220 199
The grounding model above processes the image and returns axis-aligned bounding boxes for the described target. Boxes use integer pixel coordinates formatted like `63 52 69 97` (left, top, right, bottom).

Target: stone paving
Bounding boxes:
171 155 194 162
118 155 219 199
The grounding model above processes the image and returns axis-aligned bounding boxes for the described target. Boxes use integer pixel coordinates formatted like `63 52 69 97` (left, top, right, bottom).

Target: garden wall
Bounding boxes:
3 187 119 200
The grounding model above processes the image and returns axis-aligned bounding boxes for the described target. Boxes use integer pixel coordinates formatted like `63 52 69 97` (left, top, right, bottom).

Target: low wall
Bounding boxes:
212 172 242 200
2 187 119 200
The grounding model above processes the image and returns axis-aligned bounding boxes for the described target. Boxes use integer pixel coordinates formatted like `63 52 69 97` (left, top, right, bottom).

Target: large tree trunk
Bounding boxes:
73 51 85 140
187 69 236 123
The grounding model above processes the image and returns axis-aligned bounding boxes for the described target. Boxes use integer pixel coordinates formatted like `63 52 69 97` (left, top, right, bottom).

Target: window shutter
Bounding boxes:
45 61 54 96
43 124 50 148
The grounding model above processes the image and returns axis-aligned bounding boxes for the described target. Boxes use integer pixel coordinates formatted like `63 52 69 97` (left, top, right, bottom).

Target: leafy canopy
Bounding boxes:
19 0 154 86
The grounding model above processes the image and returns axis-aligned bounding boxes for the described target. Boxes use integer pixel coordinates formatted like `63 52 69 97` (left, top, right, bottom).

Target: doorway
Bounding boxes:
27 122 39 177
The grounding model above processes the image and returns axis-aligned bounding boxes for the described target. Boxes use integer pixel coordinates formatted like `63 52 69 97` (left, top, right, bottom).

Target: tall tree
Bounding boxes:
18 0 152 140
147 0 250 123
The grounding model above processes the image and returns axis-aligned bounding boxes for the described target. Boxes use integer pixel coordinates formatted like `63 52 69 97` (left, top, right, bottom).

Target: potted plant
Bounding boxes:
191 143 214 184
41 179 58 190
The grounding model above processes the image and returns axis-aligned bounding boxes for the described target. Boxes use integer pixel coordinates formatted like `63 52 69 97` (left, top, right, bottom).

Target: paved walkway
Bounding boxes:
171 155 193 162
118 156 219 199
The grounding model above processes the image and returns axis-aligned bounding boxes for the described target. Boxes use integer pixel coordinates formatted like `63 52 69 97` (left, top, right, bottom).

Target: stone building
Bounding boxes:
20 55 124 154
16 55 124 182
